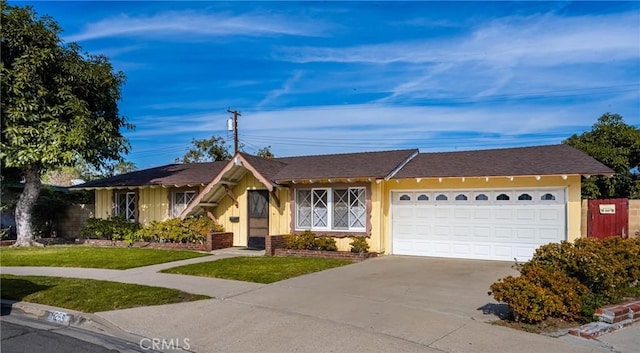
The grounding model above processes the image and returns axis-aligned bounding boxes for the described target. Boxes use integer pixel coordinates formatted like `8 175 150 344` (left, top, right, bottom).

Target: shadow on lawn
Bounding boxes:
0 277 51 316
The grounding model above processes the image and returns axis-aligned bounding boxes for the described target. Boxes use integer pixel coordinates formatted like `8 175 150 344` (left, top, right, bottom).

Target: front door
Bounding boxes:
248 190 269 249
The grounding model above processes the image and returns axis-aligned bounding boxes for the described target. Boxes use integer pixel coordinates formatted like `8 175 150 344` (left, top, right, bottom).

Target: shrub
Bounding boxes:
349 237 370 253
135 217 223 244
283 231 338 251
315 237 338 251
80 216 140 241
491 237 640 323
491 264 589 323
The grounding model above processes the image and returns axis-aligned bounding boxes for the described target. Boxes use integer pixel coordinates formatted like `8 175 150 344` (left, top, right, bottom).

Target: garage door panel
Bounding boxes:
454 208 471 219
515 227 536 240
392 188 566 261
473 226 491 238
494 227 513 240
495 209 512 219
473 209 492 220
516 209 536 221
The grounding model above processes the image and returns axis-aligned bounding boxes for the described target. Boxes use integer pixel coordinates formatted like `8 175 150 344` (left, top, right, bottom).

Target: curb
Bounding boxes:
0 299 150 346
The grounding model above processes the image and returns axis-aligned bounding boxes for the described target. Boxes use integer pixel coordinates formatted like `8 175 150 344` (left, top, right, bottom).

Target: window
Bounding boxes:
518 193 532 201
296 187 365 231
436 194 448 201
399 194 411 201
541 193 556 200
455 194 468 201
417 194 429 201
496 193 510 201
115 192 136 222
172 190 197 217
475 193 489 201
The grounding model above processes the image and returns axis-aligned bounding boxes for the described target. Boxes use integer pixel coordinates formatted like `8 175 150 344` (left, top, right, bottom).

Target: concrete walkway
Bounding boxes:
2 252 637 353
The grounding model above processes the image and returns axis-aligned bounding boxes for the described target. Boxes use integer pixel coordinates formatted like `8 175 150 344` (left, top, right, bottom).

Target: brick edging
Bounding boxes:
273 248 377 262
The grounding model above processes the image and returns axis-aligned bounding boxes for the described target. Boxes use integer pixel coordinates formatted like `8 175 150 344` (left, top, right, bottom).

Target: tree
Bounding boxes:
176 135 232 163
563 113 640 199
1 2 131 246
256 146 275 159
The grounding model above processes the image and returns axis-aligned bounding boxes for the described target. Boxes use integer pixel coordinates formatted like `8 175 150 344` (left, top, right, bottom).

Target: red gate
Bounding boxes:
587 198 629 239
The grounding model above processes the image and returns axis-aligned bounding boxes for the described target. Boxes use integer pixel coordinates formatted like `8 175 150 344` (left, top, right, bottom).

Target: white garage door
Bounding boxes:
391 188 566 261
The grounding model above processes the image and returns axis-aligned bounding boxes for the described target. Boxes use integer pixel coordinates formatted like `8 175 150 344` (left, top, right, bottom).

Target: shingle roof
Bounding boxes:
270 149 418 182
394 144 614 178
74 161 228 188
238 153 288 183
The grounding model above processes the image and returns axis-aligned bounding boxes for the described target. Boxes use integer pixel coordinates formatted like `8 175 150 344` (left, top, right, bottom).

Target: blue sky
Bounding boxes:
16 1 640 169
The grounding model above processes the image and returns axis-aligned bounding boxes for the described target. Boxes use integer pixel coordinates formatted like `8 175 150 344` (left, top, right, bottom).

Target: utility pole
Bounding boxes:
227 108 241 154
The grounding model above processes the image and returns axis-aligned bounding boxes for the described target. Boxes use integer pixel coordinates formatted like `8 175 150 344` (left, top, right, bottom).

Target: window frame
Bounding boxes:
295 186 366 232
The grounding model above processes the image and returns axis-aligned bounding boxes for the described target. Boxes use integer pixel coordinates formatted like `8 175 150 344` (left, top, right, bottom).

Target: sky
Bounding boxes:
13 1 640 169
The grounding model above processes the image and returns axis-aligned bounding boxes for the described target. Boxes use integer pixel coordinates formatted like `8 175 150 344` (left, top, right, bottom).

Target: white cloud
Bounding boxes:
67 10 330 42
276 11 639 66
258 71 303 107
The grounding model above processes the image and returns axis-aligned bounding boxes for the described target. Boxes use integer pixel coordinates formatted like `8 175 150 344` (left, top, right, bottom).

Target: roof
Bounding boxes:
73 161 228 189
394 144 614 178
270 149 418 182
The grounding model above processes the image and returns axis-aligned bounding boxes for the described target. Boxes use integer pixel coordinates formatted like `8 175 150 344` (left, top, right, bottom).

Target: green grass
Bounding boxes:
0 275 210 313
0 246 210 269
161 256 353 284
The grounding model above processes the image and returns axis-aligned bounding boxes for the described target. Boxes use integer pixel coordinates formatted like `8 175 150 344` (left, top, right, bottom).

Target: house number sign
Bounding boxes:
599 204 616 214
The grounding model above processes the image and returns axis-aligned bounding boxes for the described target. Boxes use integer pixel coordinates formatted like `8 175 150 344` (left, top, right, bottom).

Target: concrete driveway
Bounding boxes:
96 255 623 353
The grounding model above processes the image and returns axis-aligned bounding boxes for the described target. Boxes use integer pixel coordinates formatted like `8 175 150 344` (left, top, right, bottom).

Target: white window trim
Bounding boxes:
295 187 366 232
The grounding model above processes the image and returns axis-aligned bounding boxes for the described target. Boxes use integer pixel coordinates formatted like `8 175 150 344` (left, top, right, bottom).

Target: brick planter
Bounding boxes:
76 232 233 252
273 248 377 262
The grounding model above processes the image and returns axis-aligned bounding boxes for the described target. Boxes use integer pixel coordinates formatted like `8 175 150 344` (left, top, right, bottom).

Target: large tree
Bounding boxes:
1 2 131 246
564 113 640 199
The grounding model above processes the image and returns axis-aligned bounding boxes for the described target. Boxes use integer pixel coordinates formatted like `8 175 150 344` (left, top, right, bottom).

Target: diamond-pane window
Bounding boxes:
312 189 328 228
333 189 349 229
297 190 312 228
349 188 365 229
172 190 196 217
296 187 367 231
115 192 136 222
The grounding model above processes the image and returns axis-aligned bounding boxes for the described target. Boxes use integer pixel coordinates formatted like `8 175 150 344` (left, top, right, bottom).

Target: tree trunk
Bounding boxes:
13 167 43 247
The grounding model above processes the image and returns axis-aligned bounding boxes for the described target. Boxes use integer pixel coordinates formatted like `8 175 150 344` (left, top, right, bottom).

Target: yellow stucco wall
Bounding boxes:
95 189 112 219
380 175 582 255
138 188 169 224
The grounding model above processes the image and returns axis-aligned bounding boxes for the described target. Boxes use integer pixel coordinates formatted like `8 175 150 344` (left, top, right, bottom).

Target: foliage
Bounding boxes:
563 113 640 198
256 146 275 159
134 217 224 244
0 246 209 269
491 265 589 323
162 256 353 284
80 216 140 242
176 135 232 163
349 237 370 253
283 231 338 251
315 236 338 251
1 275 209 313
1 2 131 244
490 237 640 323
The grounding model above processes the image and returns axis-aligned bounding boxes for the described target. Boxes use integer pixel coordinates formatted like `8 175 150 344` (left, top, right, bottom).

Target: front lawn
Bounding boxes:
162 256 353 283
0 246 210 269
0 275 209 313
